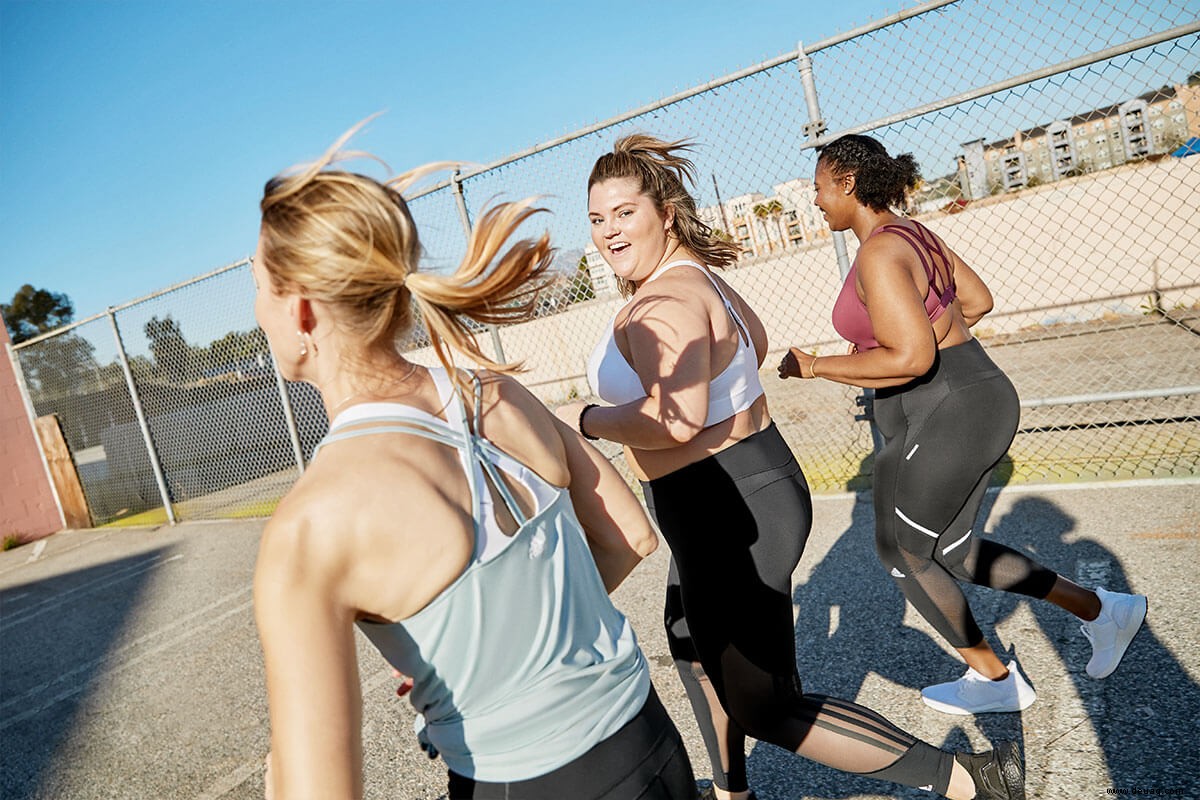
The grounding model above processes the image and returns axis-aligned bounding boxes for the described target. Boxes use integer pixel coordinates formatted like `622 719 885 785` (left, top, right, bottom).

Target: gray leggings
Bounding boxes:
873 338 1058 649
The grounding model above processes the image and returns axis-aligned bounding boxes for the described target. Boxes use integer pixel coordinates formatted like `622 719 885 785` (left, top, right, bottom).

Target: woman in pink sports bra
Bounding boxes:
779 134 1147 716
558 134 1027 800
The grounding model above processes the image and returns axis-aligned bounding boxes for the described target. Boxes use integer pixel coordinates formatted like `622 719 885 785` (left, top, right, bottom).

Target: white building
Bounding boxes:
583 245 618 299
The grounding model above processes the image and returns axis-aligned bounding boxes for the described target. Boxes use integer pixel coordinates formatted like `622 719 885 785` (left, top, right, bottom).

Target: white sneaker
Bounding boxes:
1081 587 1147 679
921 661 1036 715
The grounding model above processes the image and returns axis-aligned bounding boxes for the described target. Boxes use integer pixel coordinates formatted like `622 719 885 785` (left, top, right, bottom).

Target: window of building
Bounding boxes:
1169 100 1183 110
1174 114 1186 125
1094 121 1105 132
1152 119 1165 129
1149 106 1162 117
1094 135 1107 145
1022 141 1033 151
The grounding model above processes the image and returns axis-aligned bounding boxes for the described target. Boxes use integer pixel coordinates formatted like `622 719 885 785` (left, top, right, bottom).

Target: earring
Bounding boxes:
297 331 308 357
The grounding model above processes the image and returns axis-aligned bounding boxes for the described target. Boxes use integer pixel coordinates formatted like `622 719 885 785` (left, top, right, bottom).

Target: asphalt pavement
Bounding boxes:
1 479 1196 799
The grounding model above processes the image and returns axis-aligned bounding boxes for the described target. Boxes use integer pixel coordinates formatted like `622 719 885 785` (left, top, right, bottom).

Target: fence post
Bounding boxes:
107 308 176 525
452 168 507 364
797 40 883 457
272 359 306 477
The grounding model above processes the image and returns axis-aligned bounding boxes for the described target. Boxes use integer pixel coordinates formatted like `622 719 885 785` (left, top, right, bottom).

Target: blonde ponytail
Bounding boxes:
258 119 554 392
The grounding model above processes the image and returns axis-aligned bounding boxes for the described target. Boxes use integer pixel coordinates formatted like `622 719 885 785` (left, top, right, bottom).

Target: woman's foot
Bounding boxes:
921 661 1036 714
954 741 1026 799
1081 587 1147 678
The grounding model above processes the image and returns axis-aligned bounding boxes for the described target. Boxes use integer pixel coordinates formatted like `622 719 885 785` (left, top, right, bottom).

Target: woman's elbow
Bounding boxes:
662 415 705 445
901 347 936 378
962 299 993 320
632 528 659 559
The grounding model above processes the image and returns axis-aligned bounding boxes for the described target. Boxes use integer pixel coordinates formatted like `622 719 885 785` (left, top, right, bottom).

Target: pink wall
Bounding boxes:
0 316 63 544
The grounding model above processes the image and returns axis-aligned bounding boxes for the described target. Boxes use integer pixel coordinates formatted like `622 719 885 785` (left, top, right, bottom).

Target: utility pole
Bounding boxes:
712 173 731 236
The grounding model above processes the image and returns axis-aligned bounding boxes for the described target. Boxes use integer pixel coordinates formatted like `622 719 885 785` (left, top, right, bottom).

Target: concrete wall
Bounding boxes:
0 318 63 543
417 157 1200 404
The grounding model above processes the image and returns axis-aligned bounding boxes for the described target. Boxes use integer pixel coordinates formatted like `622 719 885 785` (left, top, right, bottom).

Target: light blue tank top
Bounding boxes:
315 369 650 781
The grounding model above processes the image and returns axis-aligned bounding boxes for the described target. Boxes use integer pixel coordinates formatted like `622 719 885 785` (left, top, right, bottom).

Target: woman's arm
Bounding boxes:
554 415 658 591
780 236 937 389
568 281 716 449
493 373 657 592
950 251 993 327
255 511 364 800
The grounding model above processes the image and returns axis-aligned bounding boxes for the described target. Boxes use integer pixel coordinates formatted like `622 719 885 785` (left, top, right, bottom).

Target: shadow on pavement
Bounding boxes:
984 497 1199 796
0 547 172 800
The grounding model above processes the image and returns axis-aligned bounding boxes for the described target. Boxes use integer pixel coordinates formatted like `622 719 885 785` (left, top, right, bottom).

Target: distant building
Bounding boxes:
583 245 618 298
697 178 830 260
975 81 1200 192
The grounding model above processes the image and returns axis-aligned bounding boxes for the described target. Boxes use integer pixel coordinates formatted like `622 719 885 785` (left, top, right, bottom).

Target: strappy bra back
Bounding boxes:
586 259 765 427
832 220 959 352
315 367 650 782
317 368 556 561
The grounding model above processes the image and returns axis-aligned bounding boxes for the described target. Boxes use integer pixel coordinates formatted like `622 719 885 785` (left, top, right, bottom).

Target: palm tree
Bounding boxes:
752 199 788 252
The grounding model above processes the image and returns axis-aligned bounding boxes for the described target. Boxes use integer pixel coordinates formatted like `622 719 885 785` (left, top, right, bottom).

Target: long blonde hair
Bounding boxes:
588 134 739 296
258 122 554 390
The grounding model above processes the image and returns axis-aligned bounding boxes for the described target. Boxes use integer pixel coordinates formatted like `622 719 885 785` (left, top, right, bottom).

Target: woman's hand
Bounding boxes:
391 668 414 698
778 347 817 380
554 401 590 437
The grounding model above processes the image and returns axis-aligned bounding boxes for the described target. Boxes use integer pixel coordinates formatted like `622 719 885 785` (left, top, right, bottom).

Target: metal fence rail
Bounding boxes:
11 0 1200 525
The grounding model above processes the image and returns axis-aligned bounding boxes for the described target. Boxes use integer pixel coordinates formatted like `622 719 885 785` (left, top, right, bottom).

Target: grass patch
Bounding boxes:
224 498 281 519
100 507 170 528
2 534 22 551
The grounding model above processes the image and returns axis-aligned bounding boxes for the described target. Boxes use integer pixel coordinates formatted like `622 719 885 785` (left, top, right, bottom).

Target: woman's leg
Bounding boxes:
649 429 1015 797
664 558 748 797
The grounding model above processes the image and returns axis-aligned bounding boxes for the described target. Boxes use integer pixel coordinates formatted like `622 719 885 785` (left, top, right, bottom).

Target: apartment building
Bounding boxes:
963 78 1199 196
697 178 831 261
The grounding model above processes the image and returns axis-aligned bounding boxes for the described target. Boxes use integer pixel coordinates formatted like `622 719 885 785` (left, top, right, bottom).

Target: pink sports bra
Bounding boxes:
832 220 958 351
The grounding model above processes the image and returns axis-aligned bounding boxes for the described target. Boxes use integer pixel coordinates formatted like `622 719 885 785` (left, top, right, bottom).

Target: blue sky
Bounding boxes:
0 0 907 323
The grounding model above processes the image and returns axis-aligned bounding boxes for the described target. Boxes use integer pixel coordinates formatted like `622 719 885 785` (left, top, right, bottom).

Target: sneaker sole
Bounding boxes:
1087 595 1148 679
919 692 1037 715
995 741 1027 800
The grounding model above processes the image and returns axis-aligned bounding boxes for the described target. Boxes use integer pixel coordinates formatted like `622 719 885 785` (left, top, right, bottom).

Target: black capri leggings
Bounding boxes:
447 687 695 799
872 338 1058 649
644 424 956 795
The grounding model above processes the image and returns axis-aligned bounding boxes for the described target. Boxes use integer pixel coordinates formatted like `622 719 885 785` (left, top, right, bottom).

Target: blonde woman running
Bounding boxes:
253 124 695 800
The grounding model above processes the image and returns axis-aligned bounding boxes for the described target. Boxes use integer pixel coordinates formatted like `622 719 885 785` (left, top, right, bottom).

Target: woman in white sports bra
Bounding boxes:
556 135 1025 800
252 122 697 800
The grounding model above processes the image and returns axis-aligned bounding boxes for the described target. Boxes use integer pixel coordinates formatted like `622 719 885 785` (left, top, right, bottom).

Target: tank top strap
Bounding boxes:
465 372 528 527
643 259 751 345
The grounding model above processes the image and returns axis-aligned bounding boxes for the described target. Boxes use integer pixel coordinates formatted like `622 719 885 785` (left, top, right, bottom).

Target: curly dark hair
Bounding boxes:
817 134 921 213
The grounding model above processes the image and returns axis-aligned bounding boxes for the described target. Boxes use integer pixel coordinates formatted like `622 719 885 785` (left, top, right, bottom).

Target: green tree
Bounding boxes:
571 254 597 303
145 315 199 383
751 199 787 252
1 284 75 343
2 285 101 400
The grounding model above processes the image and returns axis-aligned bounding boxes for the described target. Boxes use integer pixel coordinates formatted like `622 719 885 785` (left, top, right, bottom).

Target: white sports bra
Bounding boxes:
586 260 765 428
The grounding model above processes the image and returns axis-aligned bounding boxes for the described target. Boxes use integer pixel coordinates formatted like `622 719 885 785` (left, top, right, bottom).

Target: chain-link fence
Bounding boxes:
9 0 1199 525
